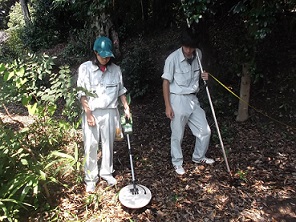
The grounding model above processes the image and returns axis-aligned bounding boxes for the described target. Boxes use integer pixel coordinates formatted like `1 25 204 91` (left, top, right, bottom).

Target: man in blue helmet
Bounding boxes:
162 27 215 175
77 36 130 193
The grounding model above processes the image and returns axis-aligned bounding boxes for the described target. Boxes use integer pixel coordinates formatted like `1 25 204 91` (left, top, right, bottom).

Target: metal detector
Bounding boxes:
118 117 152 209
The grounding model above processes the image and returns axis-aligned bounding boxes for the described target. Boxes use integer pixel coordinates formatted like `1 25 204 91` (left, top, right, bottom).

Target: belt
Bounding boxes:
171 93 196 95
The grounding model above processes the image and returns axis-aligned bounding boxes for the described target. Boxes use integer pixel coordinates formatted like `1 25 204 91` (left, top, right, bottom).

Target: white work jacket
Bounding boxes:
77 61 127 111
162 48 202 95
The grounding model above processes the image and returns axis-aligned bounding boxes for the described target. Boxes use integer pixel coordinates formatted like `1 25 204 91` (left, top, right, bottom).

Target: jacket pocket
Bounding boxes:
174 69 191 87
105 83 119 98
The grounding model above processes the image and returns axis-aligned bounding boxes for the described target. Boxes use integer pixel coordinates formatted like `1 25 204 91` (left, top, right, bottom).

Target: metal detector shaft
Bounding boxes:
197 55 231 175
126 134 138 193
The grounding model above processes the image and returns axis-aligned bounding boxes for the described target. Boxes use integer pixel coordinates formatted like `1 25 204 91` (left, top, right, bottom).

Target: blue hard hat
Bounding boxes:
93 36 115 58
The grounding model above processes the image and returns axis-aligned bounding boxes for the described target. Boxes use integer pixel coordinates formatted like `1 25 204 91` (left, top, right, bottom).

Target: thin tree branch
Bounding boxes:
2 104 25 127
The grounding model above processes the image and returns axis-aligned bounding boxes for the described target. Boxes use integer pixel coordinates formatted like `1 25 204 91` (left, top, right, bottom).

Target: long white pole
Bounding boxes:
196 54 231 175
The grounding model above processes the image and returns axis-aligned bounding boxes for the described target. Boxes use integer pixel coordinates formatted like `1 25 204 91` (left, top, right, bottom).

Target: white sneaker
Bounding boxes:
193 157 215 164
86 182 96 193
101 175 117 186
174 165 185 175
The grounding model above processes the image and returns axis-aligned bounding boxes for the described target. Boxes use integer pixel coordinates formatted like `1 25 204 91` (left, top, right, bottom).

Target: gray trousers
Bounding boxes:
170 94 211 166
82 108 118 184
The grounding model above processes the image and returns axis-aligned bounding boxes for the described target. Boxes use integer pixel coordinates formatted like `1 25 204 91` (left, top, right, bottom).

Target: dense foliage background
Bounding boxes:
0 0 295 221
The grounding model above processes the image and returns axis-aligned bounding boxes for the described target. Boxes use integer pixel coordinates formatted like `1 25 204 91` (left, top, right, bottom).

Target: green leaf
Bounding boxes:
17 67 25 77
39 170 47 181
11 148 24 158
0 198 19 204
51 151 75 160
20 159 28 166
26 103 38 116
0 63 6 72
8 174 34 198
4 71 14 81
47 104 57 116
21 95 32 106
15 78 28 88
58 120 70 130
33 183 38 196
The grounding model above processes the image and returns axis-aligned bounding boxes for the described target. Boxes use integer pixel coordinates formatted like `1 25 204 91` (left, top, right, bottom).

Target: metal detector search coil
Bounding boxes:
119 184 152 209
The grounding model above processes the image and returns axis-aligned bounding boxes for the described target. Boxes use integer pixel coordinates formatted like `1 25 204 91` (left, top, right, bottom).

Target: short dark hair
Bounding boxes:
180 27 200 48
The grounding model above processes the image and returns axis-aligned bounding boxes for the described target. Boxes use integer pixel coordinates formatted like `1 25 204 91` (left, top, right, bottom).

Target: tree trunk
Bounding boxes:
236 62 251 122
93 12 121 58
20 0 31 24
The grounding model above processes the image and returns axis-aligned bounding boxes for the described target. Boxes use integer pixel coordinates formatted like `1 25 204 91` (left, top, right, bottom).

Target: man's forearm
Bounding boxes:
120 94 129 110
162 80 171 107
80 96 91 114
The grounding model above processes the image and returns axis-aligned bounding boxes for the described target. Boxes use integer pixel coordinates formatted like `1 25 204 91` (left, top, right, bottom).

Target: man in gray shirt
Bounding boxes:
162 27 214 175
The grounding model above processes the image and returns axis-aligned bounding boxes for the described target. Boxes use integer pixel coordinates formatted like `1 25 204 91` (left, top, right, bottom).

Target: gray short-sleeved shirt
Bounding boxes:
77 61 127 111
162 48 202 95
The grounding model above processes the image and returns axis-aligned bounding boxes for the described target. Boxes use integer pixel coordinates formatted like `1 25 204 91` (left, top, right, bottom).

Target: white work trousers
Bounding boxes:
170 94 211 166
82 108 118 184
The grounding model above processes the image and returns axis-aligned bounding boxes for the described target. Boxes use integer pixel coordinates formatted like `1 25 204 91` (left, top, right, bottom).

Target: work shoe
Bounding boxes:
174 165 185 175
86 182 96 193
192 157 215 165
101 175 117 186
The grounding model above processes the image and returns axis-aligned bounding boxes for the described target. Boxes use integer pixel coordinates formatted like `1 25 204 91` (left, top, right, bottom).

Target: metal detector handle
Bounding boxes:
125 116 132 124
122 115 133 134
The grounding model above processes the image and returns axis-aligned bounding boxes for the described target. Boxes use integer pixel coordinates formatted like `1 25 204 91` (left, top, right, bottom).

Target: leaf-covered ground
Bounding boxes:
2 87 295 221
51 93 293 222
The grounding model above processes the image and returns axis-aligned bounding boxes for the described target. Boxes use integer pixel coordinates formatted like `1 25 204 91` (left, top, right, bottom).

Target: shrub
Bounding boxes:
119 36 157 99
0 54 82 221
